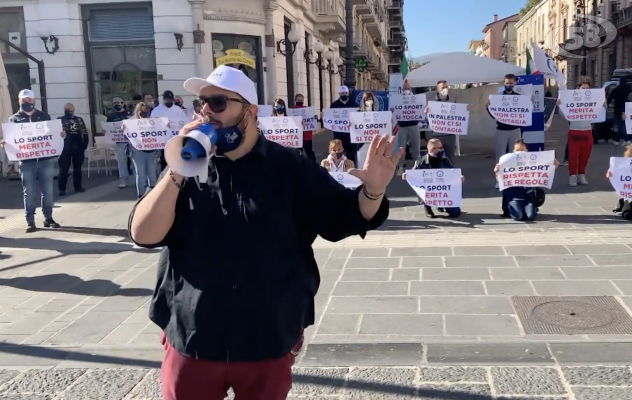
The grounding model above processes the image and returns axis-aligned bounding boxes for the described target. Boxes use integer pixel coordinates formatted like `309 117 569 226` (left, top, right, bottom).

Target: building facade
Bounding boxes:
481 14 519 60
502 21 518 63
0 0 405 140
467 39 483 55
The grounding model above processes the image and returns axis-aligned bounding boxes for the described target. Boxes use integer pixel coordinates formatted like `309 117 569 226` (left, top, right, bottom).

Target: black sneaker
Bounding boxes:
614 199 625 214
500 213 510 218
25 222 36 232
74 187 86 193
59 190 66 196
425 207 436 218
437 208 446 213
43 219 61 228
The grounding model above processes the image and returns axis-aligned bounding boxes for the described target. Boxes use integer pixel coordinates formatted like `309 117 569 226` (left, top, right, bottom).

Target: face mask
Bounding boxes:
340 95 349 102
431 150 445 158
165 101 174 108
64 110 74 118
140 112 148 118
153 100 159 107
275 106 285 113
214 110 249 155
505 85 514 92
439 88 448 97
114 105 123 112
175 102 182 107
21 103 34 112
295 101 304 106
403 90 412 95
332 151 344 159
365 100 373 107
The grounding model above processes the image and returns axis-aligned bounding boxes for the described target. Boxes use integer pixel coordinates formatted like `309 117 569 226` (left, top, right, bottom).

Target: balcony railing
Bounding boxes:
311 0 344 20
611 5 632 28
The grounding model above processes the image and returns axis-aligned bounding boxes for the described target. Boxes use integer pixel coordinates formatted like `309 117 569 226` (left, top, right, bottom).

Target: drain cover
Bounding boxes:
512 296 632 335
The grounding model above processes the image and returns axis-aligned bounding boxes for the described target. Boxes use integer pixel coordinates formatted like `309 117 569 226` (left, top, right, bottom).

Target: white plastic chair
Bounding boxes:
85 136 113 177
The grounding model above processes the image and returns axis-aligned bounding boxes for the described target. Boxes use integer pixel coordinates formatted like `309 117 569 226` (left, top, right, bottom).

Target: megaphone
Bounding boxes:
164 123 217 178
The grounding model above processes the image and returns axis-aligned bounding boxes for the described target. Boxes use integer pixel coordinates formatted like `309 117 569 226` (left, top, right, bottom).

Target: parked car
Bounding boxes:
593 68 632 143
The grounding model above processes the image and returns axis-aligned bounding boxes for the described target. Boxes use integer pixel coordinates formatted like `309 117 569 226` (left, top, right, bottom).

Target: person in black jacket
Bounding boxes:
402 138 464 218
106 97 132 188
607 77 631 145
330 85 359 164
4 89 62 232
58 103 89 195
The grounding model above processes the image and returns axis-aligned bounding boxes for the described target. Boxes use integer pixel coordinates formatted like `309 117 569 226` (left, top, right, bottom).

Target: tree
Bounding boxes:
519 0 541 17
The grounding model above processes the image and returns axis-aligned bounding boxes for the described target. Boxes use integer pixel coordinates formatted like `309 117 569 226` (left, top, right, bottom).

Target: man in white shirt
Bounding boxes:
151 90 187 173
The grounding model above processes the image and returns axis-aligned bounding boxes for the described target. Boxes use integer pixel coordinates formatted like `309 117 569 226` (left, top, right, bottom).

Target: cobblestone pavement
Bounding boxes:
1 365 632 399
0 119 632 397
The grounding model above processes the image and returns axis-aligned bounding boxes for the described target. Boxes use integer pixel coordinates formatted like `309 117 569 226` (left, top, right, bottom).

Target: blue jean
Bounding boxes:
131 150 157 198
508 200 537 221
115 142 130 183
616 118 629 141
20 158 55 223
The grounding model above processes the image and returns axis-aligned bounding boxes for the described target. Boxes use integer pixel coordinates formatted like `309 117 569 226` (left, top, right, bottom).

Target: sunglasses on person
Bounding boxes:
198 95 250 113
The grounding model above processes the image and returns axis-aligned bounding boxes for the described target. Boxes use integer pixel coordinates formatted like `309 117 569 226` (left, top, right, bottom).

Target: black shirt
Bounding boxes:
487 90 523 131
58 115 89 150
128 136 389 362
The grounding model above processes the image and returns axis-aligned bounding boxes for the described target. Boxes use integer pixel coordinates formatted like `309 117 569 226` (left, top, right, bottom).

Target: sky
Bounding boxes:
403 0 525 58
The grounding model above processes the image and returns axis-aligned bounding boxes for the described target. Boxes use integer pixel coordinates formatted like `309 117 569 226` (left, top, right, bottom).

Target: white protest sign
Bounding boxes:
390 94 426 122
257 105 273 117
123 117 170 150
559 88 606 123
513 84 533 97
497 150 556 191
405 168 462 208
329 171 362 188
322 108 356 132
609 157 632 201
0 120 64 161
388 73 403 95
488 95 533 126
258 116 303 148
101 121 126 143
426 101 469 135
626 103 632 135
288 107 317 131
349 111 393 143
168 117 188 137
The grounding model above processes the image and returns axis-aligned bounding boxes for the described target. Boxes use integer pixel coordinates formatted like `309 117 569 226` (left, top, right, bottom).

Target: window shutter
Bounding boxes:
89 8 154 42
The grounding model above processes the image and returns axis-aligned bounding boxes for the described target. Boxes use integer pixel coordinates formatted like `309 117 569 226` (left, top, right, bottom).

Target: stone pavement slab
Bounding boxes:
0 365 631 399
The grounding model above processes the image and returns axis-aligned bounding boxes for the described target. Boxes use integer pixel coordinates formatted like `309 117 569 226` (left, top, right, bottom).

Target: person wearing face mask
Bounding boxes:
273 98 287 116
175 95 190 119
152 91 188 174
5 89 63 232
330 85 359 165
320 139 355 172
107 97 132 188
143 94 155 113
292 93 316 162
402 138 464 218
395 82 422 175
129 65 400 400
486 74 528 189
494 139 558 221
128 102 159 198
424 80 460 165
57 103 89 195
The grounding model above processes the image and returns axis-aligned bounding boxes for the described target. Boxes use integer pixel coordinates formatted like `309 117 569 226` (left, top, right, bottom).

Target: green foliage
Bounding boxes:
519 0 541 17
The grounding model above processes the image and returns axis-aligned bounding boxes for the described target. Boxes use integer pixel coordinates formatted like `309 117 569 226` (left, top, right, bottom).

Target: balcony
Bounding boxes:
365 19 382 39
351 0 368 5
387 0 402 10
611 5 632 29
389 17 402 30
311 0 346 34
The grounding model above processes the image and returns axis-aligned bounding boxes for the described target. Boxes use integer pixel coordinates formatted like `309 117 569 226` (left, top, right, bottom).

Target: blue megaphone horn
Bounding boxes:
164 123 217 177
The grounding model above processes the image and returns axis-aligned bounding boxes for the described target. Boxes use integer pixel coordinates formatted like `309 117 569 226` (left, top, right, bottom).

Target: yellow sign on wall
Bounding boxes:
215 49 256 69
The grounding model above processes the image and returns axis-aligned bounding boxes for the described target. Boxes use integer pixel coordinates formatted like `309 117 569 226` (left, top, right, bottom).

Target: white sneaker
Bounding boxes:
598 139 606 144
396 168 403 177
118 183 127 189
494 182 499 189
569 175 578 187
609 139 616 144
578 174 588 185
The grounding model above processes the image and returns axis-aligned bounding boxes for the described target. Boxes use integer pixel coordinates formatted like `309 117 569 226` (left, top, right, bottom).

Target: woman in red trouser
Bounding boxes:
558 77 606 186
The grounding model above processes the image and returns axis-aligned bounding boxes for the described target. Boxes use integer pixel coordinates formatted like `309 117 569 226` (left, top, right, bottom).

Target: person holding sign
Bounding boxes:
107 97 132 188
292 93 316 162
128 65 400 400
606 144 632 217
273 98 287 116
395 81 423 173
4 89 62 231
402 138 464 218
607 77 631 145
557 77 605 186
57 103 89 195
424 80 460 164
330 85 359 164
320 139 355 172
128 102 160 199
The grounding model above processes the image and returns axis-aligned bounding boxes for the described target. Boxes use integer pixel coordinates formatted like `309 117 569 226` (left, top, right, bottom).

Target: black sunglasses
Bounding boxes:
198 95 250 113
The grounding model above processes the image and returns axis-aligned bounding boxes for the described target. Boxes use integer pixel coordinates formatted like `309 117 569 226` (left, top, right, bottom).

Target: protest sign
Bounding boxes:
322 108 357 132
488 95 533 126
167 117 188 137
349 111 393 143
123 117 170 150
257 105 273 117
497 150 556 190
288 107 317 131
426 101 469 135
1 120 64 161
101 121 126 143
626 103 632 136
512 84 533 97
609 157 632 201
405 168 462 208
329 171 362 188
258 116 303 147
558 88 606 123
390 94 426 122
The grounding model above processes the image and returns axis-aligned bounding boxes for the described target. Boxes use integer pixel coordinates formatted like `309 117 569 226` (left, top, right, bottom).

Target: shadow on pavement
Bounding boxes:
47 226 129 237
0 273 152 297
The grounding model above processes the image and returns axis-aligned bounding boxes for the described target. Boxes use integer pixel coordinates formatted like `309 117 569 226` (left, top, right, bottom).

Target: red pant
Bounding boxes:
160 331 303 400
567 130 593 175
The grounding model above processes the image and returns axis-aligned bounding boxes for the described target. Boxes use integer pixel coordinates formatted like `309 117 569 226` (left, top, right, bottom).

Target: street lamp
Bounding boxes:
305 41 328 113
277 27 301 56
37 26 59 55
173 23 187 52
329 57 344 75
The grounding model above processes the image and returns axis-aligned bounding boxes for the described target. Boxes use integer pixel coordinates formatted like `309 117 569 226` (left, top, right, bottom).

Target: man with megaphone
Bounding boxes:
128 65 403 400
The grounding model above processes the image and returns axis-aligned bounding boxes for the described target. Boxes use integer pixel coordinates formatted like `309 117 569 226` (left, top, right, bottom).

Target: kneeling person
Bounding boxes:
403 138 464 218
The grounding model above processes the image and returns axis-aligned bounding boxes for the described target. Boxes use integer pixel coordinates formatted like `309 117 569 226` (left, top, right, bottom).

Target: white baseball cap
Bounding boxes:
18 89 35 99
183 65 258 105
339 85 349 93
